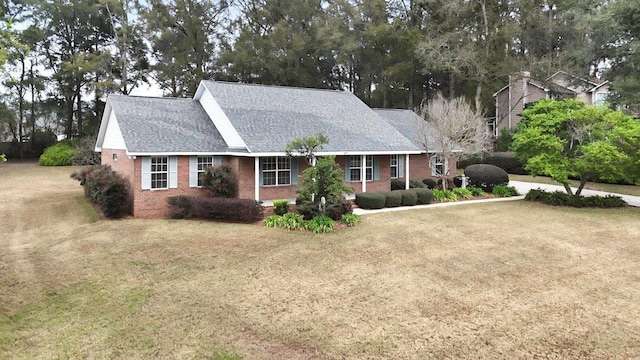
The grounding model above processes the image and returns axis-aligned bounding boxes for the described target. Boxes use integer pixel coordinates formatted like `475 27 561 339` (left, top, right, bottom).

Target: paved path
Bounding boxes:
353 181 640 215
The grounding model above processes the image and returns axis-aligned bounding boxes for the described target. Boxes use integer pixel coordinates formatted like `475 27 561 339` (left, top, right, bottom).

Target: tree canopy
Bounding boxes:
512 99 640 195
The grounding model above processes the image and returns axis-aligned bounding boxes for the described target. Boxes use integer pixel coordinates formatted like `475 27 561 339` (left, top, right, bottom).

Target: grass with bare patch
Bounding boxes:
2 162 640 359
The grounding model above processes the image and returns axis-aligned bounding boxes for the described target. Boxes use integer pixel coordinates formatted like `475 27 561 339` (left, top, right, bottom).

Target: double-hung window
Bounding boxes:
390 155 399 179
197 156 213 187
430 154 444 177
262 157 291 186
150 156 168 189
348 155 373 182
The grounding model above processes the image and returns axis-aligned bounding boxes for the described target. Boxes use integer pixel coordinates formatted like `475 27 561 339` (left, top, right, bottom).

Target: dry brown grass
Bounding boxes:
2 162 640 359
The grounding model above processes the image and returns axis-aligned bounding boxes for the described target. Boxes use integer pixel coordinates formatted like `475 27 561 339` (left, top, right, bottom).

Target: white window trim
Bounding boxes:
262 156 292 187
349 155 373 182
390 154 399 179
197 156 214 187
430 154 448 177
151 156 169 190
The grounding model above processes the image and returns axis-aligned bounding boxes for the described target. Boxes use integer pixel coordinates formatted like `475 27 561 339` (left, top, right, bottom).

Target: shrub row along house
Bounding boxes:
95 80 455 218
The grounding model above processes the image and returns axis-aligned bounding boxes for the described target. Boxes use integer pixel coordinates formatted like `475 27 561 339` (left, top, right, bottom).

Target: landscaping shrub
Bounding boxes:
400 189 418 206
355 192 386 209
296 200 321 220
341 214 360 227
433 189 457 202
324 198 353 221
525 189 627 208
72 136 101 165
279 212 306 230
385 191 403 207
422 178 437 189
272 199 290 216
409 179 427 188
71 165 130 218
466 186 486 197
390 180 405 190
410 188 434 205
264 215 281 228
39 142 77 166
0 154 6 165
305 215 335 233
167 195 195 219
452 188 474 200
464 164 509 192
194 197 263 222
483 152 527 175
491 185 519 197
202 164 238 198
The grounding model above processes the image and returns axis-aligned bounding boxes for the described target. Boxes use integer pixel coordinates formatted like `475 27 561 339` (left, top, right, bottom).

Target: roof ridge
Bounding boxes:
201 80 347 95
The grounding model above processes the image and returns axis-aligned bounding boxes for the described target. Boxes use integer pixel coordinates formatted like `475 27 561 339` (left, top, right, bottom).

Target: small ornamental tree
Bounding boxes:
419 93 493 190
512 99 640 196
202 164 238 198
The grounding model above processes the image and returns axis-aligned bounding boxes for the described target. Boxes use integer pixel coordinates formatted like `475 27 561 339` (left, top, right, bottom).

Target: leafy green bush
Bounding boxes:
525 189 627 208
295 155 353 212
355 192 386 209
422 178 437 189
390 180 405 190
466 186 486 197
492 185 519 197
341 214 360 227
384 191 403 207
433 189 457 202
71 165 130 218
452 188 474 200
273 199 290 216
409 188 434 205
279 212 305 230
306 215 335 233
296 200 321 220
401 190 417 206
39 142 77 166
167 195 195 219
264 215 281 228
203 164 238 198
0 154 6 165
464 164 509 192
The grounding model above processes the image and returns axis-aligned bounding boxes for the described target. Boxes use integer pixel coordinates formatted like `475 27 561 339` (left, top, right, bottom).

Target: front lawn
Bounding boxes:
2 163 640 359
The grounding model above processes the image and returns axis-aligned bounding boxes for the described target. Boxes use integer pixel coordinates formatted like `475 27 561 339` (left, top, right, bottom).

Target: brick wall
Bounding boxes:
100 152 452 218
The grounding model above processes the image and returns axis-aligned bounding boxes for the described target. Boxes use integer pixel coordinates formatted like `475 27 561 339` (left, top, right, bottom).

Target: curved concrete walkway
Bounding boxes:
353 181 640 215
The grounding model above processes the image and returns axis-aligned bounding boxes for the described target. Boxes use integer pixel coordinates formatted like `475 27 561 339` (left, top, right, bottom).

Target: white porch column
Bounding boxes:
361 154 366 193
254 157 260 201
405 154 410 189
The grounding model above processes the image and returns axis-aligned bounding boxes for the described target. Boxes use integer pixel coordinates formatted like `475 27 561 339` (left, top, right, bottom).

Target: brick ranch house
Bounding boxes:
95 80 455 218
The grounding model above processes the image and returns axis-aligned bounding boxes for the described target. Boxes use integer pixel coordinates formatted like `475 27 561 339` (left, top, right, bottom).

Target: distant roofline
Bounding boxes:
199 79 348 95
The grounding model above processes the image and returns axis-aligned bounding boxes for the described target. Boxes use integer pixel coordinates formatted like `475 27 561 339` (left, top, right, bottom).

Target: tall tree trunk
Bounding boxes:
76 83 82 136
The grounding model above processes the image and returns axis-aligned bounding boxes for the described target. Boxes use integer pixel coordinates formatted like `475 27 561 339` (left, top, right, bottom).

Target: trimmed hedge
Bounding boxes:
401 190 417 206
524 189 627 208
71 165 130 218
273 199 290 216
458 152 528 175
410 188 434 204
355 192 386 209
167 196 264 222
390 180 405 190
464 164 509 192
422 178 437 189
385 191 403 207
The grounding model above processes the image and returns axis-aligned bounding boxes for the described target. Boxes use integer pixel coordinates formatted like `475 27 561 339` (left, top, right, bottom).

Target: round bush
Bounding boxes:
385 191 403 207
390 180 405 190
410 188 434 205
355 192 386 209
464 164 509 192
400 190 417 206
409 179 427 188
422 178 437 189
39 142 77 166
202 164 238 198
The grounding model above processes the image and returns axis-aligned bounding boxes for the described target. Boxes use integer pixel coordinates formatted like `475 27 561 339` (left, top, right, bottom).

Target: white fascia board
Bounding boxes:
94 100 113 152
196 82 248 150
589 80 609 92
126 151 232 157
127 150 424 157
492 84 510 97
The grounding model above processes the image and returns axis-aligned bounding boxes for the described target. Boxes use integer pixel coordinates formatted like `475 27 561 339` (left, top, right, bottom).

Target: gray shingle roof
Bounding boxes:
373 109 445 152
200 81 421 153
108 94 228 153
